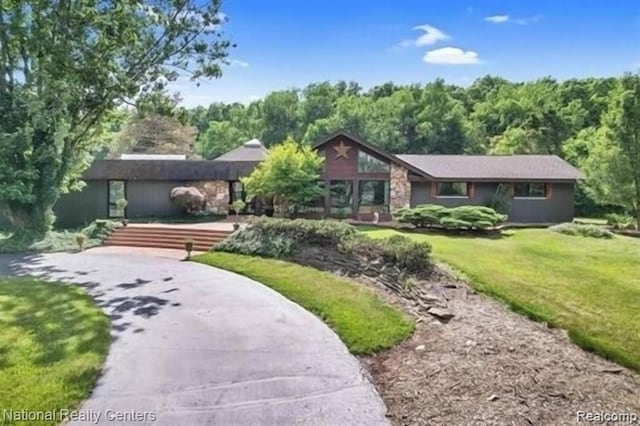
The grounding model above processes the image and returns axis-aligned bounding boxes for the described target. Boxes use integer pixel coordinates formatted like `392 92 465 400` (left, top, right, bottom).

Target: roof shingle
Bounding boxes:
396 154 582 181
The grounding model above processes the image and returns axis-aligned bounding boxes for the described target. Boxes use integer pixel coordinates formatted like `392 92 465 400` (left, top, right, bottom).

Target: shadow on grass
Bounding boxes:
0 253 179 336
0 277 110 366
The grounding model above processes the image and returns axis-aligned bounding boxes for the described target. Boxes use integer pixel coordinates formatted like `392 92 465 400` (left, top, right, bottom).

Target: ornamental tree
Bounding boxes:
241 138 324 215
0 0 231 233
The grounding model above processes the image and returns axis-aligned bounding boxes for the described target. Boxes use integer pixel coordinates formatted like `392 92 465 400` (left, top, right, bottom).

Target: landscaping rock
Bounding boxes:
426 307 454 321
415 344 426 352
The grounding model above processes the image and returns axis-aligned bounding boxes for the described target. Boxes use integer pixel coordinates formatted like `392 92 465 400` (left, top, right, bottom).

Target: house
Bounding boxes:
53 131 581 226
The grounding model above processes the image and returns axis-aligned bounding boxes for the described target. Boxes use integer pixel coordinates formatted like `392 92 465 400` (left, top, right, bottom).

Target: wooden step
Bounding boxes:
113 228 231 236
103 226 232 251
104 240 213 251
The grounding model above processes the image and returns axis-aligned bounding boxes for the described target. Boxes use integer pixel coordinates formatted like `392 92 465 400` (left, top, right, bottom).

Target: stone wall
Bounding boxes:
390 164 411 211
189 180 229 215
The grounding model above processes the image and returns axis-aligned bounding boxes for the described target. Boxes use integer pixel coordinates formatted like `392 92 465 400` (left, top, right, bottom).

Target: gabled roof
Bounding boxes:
314 130 434 178
213 139 267 162
397 154 582 181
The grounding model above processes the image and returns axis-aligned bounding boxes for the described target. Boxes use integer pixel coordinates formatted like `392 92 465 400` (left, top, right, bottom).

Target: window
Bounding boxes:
514 183 547 198
230 181 244 203
358 180 389 213
436 182 469 197
358 151 389 173
330 180 353 214
108 180 126 218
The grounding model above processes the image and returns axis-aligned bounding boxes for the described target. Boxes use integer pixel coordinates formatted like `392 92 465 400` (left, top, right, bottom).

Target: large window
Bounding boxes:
436 182 469 197
358 180 389 213
358 151 389 173
514 182 547 198
330 180 353 214
108 180 126 218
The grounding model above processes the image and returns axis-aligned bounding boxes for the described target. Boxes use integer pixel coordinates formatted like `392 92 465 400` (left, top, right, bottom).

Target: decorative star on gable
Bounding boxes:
333 141 351 159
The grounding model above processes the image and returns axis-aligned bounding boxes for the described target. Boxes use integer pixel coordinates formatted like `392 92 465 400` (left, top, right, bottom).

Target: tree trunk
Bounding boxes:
6 201 55 237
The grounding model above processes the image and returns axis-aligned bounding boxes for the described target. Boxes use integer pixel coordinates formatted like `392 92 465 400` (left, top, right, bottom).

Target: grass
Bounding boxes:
194 252 414 355
361 227 640 371
0 277 110 425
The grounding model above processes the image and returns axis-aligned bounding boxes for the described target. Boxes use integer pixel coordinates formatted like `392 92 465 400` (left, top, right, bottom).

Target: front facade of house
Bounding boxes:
54 131 581 226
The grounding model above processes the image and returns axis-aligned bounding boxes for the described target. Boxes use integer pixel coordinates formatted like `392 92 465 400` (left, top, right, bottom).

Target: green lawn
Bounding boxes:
362 228 640 371
194 252 414 355
0 277 110 425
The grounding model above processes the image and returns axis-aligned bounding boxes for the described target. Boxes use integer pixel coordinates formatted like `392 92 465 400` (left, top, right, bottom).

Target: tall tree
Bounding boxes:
583 74 640 225
0 0 231 233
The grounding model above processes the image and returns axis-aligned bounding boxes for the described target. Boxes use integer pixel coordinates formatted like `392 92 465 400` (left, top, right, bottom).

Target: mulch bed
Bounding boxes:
356 268 640 425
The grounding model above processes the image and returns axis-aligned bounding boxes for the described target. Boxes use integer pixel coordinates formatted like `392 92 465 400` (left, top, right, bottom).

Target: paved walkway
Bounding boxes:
0 250 387 425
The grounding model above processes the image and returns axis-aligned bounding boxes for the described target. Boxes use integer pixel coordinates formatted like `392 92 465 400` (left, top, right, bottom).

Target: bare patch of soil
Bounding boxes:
358 268 640 425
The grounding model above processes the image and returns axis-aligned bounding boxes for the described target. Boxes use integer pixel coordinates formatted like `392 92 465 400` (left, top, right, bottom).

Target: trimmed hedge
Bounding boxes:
215 217 432 273
393 204 507 230
549 223 615 239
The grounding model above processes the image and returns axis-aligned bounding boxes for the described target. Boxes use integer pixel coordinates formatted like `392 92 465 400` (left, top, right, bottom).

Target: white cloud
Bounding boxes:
229 59 249 68
394 24 449 50
423 47 480 65
485 14 542 25
485 15 510 24
413 24 450 46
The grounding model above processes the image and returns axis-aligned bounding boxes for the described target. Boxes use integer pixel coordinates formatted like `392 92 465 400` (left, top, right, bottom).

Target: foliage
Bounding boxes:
0 0 230 232
378 234 432 274
362 227 640 371
181 75 633 217
604 213 636 230
394 204 506 230
0 219 119 253
549 223 615 239
0 277 110 420
81 219 120 240
581 74 640 226
108 114 198 159
170 186 206 214
486 183 512 215
241 139 325 214
231 199 246 214
215 217 432 273
194 252 414 354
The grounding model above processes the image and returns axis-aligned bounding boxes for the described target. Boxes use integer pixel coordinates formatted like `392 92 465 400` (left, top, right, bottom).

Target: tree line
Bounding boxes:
178 75 638 220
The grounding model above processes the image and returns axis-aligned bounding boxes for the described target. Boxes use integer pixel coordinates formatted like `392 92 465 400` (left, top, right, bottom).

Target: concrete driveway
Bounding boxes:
0 250 387 425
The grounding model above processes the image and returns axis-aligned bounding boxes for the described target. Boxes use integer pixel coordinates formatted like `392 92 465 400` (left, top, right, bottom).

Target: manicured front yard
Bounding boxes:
362 228 640 371
194 252 414 355
0 277 110 425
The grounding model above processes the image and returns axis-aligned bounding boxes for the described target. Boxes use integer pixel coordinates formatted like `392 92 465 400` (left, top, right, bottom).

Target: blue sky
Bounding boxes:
172 0 640 106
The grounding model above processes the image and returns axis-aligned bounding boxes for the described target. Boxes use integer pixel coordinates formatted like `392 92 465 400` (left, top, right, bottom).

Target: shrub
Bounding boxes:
604 213 636 230
81 219 120 240
248 217 358 247
215 228 296 258
486 183 512 215
378 234 432 274
215 217 433 273
550 223 615 239
170 186 206 214
393 204 506 230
